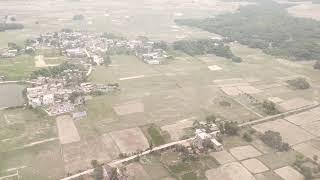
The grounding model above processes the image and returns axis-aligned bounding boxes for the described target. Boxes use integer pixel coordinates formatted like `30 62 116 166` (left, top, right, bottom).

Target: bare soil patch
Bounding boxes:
113 100 144 116
229 145 262 161
205 162 256 180
56 115 80 145
161 118 194 141
125 162 151 180
241 158 269 174
285 110 320 126
278 98 314 111
252 119 314 145
210 150 235 165
274 166 304 180
109 127 149 154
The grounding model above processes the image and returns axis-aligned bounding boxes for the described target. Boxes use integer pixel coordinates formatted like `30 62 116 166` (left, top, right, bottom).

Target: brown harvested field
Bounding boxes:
161 118 194 141
252 119 314 145
241 158 269 174
210 150 236 165
293 141 320 161
113 100 145 116
125 162 151 180
274 166 304 180
205 162 256 180
229 145 262 161
56 115 80 145
278 98 314 111
109 127 149 154
284 110 320 126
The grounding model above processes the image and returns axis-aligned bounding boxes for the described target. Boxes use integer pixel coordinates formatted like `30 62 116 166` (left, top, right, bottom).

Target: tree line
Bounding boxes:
175 0 320 61
173 39 242 62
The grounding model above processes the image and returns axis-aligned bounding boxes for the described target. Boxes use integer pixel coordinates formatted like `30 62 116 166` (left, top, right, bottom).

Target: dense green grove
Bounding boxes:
175 0 320 61
173 39 242 62
30 62 82 78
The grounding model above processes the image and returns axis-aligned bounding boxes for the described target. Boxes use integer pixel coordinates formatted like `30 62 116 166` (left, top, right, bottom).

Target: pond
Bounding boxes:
0 83 26 109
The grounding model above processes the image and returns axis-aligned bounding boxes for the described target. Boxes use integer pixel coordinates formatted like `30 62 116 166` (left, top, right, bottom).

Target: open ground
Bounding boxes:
1 1 320 178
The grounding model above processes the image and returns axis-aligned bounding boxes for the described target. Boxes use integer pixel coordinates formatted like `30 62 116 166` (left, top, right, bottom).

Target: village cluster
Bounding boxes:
21 30 170 65
0 29 171 116
26 76 120 116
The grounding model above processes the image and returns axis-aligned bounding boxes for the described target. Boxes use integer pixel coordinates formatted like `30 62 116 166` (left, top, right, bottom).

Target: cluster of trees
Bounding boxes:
173 39 242 62
261 100 279 115
260 130 290 151
30 62 81 78
0 23 24 31
175 0 320 61
293 154 320 180
287 77 311 90
218 121 239 136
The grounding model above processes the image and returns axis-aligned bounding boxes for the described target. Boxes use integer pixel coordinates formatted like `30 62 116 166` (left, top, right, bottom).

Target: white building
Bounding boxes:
92 55 104 65
43 94 54 105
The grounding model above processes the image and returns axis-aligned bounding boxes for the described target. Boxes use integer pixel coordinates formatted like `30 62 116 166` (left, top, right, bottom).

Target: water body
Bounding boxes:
0 83 26 109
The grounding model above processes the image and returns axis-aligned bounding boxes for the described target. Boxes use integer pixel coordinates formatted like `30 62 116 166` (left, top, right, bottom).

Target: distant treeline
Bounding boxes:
173 39 242 62
0 23 24 32
175 0 320 61
288 0 320 3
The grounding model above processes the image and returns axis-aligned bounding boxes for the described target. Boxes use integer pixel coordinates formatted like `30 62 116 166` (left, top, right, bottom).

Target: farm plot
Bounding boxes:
284 110 320 126
257 150 299 170
301 121 320 136
218 80 262 96
125 162 151 180
241 158 269 174
161 118 194 141
293 141 320 161
205 162 256 180
56 115 80 145
278 98 315 111
62 135 118 173
144 89 197 124
113 101 144 116
252 119 314 145
109 127 149 154
210 150 235 165
274 166 304 180
229 145 262 161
